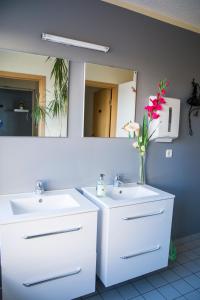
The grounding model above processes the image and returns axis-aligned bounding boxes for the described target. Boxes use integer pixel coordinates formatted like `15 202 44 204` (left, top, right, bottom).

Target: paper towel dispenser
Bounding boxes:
149 97 180 142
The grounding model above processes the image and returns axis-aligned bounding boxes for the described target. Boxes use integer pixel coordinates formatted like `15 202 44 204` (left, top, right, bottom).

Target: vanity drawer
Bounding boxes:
106 241 168 286
1 212 97 300
103 199 174 286
1 212 97 263
108 199 173 252
3 256 96 300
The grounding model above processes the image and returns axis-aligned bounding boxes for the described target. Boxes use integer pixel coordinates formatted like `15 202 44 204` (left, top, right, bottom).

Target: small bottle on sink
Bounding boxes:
96 174 106 197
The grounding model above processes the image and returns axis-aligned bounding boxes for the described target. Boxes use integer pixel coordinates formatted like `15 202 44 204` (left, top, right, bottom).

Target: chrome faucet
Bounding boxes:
35 180 45 195
113 175 123 187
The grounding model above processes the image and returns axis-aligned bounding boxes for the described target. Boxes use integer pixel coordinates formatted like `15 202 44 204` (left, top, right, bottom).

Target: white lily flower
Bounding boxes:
133 141 139 149
123 121 140 136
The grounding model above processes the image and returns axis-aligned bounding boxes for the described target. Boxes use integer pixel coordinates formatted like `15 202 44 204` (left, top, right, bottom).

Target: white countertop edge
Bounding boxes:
0 208 98 226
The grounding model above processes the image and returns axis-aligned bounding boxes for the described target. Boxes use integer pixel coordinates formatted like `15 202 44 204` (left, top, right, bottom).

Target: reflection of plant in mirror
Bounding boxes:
32 94 49 126
47 57 68 118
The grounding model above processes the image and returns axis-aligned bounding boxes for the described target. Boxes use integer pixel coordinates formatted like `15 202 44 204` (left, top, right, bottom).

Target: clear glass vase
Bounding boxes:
137 154 146 185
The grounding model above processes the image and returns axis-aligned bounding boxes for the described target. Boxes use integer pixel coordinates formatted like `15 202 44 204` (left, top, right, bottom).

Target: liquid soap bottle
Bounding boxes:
96 174 106 197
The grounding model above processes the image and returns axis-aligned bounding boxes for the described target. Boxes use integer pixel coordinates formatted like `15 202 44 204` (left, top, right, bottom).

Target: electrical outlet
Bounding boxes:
166 149 173 158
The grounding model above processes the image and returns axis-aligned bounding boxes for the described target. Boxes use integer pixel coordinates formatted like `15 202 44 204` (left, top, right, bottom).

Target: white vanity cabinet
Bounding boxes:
82 184 174 287
0 189 98 300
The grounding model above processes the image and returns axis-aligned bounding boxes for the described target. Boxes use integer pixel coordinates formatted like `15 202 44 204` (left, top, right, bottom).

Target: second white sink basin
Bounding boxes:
107 185 158 200
82 183 175 209
10 193 80 215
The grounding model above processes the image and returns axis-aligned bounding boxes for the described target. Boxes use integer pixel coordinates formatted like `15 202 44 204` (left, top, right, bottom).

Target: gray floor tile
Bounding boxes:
176 237 191 245
184 290 200 300
184 274 200 289
84 295 103 300
134 278 154 294
184 250 199 260
117 283 139 299
175 238 185 246
147 273 168 288
172 279 194 295
191 240 200 248
177 244 190 253
169 261 180 269
176 297 186 300
173 265 192 278
82 291 99 299
194 258 200 267
143 290 165 300
192 247 200 256
132 297 145 300
182 261 200 273
177 254 191 264
101 289 123 300
195 271 200 278
160 269 180 283
158 284 181 300
185 243 198 251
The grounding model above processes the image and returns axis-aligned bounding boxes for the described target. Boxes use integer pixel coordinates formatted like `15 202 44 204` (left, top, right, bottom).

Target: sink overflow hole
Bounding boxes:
38 199 43 203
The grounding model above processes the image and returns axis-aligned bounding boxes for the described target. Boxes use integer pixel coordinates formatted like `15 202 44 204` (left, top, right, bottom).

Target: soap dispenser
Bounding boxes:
96 174 106 197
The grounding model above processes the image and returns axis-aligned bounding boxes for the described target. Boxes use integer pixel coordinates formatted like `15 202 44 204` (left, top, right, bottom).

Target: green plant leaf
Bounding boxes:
47 57 69 118
142 114 148 149
32 94 48 126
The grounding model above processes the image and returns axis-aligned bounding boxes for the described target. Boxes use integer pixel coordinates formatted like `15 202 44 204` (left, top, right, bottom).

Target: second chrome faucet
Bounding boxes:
35 180 45 195
113 175 123 187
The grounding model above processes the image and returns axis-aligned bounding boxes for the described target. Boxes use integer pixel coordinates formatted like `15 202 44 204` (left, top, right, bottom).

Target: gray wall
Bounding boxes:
1 0 200 238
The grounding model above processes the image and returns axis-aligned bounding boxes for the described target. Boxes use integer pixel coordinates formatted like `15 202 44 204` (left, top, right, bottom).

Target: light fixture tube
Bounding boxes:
42 33 110 53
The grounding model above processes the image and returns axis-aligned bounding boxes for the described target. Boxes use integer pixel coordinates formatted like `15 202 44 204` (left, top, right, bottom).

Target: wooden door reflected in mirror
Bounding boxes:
83 63 137 138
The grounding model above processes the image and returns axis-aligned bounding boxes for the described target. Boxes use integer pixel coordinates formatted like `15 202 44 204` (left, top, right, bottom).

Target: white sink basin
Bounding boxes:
107 185 158 200
82 183 174 209
0 188 98 224
10 193 80 215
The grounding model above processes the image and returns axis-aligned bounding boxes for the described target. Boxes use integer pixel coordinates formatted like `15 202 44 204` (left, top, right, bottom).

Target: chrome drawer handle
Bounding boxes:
23 226 82 239
23 267 81 287
121 245 161 259
122 209 164 221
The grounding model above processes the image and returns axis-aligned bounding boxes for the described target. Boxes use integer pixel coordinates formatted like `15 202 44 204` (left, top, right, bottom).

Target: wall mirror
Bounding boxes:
83 63 137 138
0 49 69 137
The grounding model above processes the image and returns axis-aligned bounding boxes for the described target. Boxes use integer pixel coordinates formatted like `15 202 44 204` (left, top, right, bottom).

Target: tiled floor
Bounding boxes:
77 232 200 300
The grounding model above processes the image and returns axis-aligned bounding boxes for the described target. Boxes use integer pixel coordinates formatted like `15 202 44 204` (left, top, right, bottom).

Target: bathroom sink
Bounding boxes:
10 193 80 215
82 183 174 209
107 185 158 200
0 188 98 225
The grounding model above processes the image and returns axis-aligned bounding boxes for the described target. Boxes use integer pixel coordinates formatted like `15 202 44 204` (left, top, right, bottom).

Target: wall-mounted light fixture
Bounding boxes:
42 33 110 53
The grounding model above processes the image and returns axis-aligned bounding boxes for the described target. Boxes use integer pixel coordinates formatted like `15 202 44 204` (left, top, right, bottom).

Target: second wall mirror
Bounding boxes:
83 63 137 138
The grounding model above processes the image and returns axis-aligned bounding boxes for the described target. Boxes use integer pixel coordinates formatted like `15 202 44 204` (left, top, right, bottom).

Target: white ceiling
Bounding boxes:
103 0 200 34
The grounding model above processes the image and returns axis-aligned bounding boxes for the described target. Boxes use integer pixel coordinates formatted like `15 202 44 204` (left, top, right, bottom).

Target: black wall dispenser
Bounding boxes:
187 79 200 136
